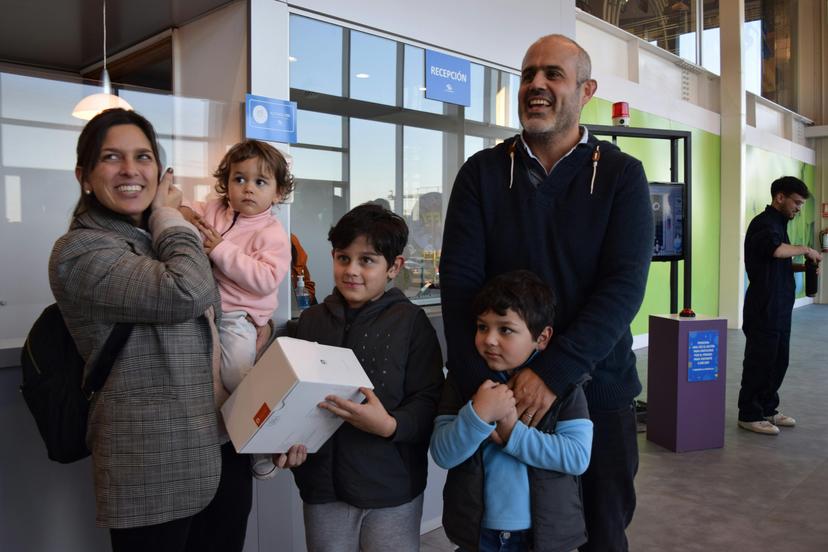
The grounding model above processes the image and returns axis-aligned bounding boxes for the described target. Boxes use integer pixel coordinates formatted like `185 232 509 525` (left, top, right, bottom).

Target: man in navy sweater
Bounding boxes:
441 35 653 551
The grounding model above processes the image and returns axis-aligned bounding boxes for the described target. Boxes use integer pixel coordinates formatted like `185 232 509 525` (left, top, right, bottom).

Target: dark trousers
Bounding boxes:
578 404 638 552
738 327 790 422
110 441 252 552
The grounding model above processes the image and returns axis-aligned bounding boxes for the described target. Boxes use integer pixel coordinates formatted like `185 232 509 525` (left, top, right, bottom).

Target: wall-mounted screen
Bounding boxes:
650 182 685 261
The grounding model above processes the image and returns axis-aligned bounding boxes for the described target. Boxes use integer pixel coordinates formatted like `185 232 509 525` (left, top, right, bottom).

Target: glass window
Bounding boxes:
289 15 343 96
401 127 444 297
749 0 797 110
578 0 700 63
297 110 342 147
744 19 762 95
464 135 486 161
350 31 397 106
350 118 396 208
494 69 520 128
403 45 444 114
465 63 486 122
509 73 520 129
290 147 342 181
288 15 521 303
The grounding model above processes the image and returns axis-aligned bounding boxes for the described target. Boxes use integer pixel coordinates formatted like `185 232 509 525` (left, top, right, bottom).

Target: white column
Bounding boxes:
718 0 746 329
250 0 293 326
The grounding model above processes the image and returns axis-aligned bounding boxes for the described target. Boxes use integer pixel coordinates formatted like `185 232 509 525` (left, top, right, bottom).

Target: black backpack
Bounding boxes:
20 303 133 463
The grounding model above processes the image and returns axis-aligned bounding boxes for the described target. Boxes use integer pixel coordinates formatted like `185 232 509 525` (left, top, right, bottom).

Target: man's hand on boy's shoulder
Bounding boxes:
319 387 397 438
471 380 515 424
509 369 556 429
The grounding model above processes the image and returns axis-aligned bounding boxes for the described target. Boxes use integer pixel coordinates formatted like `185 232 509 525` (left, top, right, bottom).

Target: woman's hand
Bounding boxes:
319 387 397 438
152 168 182 210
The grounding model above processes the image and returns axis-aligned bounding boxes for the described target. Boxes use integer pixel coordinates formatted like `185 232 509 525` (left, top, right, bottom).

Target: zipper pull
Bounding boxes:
590 145 600 195
508 142 517 189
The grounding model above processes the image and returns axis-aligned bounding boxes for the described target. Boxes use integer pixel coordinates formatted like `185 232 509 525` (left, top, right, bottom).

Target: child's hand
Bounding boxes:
192 217 223 253
471 380 515 423
319 387 397 438
179 205 197 225
275 444 308 468
494 407 518 444
488 429 505 445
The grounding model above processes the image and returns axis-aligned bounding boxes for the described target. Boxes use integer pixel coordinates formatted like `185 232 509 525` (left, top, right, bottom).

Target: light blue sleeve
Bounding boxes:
430 401 495 469
501 418 593 475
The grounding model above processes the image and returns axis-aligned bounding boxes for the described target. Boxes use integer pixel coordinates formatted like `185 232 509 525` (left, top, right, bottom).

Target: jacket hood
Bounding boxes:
322 286 410 321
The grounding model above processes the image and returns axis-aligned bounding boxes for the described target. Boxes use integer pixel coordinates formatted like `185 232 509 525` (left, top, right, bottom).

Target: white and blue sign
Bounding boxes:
245 94 297 143
425 50 471 107
687 330 719 382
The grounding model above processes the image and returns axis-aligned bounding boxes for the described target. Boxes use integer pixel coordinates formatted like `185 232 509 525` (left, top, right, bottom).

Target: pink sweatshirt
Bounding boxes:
189 198 290 326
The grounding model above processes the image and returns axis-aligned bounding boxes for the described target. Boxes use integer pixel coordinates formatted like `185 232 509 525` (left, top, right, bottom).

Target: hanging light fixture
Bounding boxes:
72 0 133 120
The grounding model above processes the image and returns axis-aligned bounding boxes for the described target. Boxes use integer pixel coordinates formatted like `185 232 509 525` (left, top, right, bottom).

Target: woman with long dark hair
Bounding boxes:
50 108 251 551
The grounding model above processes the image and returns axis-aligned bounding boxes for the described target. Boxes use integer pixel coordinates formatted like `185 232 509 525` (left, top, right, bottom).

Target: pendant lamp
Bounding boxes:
72 0 133 120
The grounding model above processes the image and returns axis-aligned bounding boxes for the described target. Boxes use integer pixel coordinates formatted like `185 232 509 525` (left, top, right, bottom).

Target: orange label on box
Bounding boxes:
253 403 271 427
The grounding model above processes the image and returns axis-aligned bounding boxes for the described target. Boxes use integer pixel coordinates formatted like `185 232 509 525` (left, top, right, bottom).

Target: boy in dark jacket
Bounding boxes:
290 203 444 552
431 271 592 552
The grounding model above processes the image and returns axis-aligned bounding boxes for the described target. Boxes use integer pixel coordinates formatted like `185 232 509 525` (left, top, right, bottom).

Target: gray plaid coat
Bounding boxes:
49 206 223 529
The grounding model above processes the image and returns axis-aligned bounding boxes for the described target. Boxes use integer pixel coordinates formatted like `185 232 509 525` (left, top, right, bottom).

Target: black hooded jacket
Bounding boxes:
291 287 444 507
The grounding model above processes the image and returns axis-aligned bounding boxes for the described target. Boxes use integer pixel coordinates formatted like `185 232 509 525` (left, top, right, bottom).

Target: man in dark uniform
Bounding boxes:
738 176 821 435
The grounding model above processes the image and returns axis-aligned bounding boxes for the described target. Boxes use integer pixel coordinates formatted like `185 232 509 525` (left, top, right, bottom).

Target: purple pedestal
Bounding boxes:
647 314 727 452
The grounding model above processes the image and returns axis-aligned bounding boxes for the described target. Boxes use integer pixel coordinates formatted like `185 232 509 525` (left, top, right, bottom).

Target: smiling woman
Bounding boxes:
77 124 160 225
73 109 163 228
50 108 254 551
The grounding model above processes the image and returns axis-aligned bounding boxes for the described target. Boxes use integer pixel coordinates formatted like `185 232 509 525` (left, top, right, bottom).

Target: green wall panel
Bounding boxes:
580 98 722 335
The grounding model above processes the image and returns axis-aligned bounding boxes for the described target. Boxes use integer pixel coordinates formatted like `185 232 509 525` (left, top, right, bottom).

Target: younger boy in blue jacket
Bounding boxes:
431 270 592 552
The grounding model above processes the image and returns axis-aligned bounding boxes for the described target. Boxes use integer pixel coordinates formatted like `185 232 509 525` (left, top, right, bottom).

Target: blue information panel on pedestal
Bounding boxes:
245 93 297 143
687 330 719 382
425 50 471 107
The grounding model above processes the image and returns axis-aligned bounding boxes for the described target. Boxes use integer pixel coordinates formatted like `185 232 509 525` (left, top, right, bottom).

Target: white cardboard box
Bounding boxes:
221 336 373 454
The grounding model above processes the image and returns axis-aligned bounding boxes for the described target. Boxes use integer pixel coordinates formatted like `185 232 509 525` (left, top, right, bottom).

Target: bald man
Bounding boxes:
441 35 653 551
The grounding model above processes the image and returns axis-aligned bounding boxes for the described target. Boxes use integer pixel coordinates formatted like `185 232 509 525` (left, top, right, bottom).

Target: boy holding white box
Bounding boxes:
290 203 444 552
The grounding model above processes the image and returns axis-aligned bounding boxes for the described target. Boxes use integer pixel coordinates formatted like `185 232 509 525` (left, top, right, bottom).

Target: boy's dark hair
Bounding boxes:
471 270 556 339
328 203 408 266
213 139 295 203
770 176 809 199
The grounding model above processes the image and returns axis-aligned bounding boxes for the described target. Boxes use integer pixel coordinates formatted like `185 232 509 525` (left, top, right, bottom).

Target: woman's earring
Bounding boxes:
84 189 92 196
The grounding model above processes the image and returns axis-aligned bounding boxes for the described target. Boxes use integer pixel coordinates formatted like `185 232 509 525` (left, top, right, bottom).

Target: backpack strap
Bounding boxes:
80 323 133 399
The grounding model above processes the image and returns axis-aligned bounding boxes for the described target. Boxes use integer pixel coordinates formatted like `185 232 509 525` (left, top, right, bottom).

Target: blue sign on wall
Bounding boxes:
688 330 719 382
425 50 471 107
245 94 297 143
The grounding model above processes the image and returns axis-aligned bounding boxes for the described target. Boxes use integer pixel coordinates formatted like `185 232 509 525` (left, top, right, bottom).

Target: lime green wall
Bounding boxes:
744 146 816 298
581 98 721 335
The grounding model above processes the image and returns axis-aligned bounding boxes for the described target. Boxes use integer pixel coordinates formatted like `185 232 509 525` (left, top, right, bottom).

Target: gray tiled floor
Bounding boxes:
421 304 828 551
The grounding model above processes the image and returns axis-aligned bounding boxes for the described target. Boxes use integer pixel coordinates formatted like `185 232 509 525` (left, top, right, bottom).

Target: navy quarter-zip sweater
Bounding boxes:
440 133 653 410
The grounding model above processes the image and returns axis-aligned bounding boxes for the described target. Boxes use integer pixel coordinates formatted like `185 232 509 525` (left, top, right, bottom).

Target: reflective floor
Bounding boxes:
421 304 828 552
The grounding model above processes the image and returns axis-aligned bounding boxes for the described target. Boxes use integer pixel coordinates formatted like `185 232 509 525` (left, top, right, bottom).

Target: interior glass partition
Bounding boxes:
0 70 230 345
288 13 520 304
